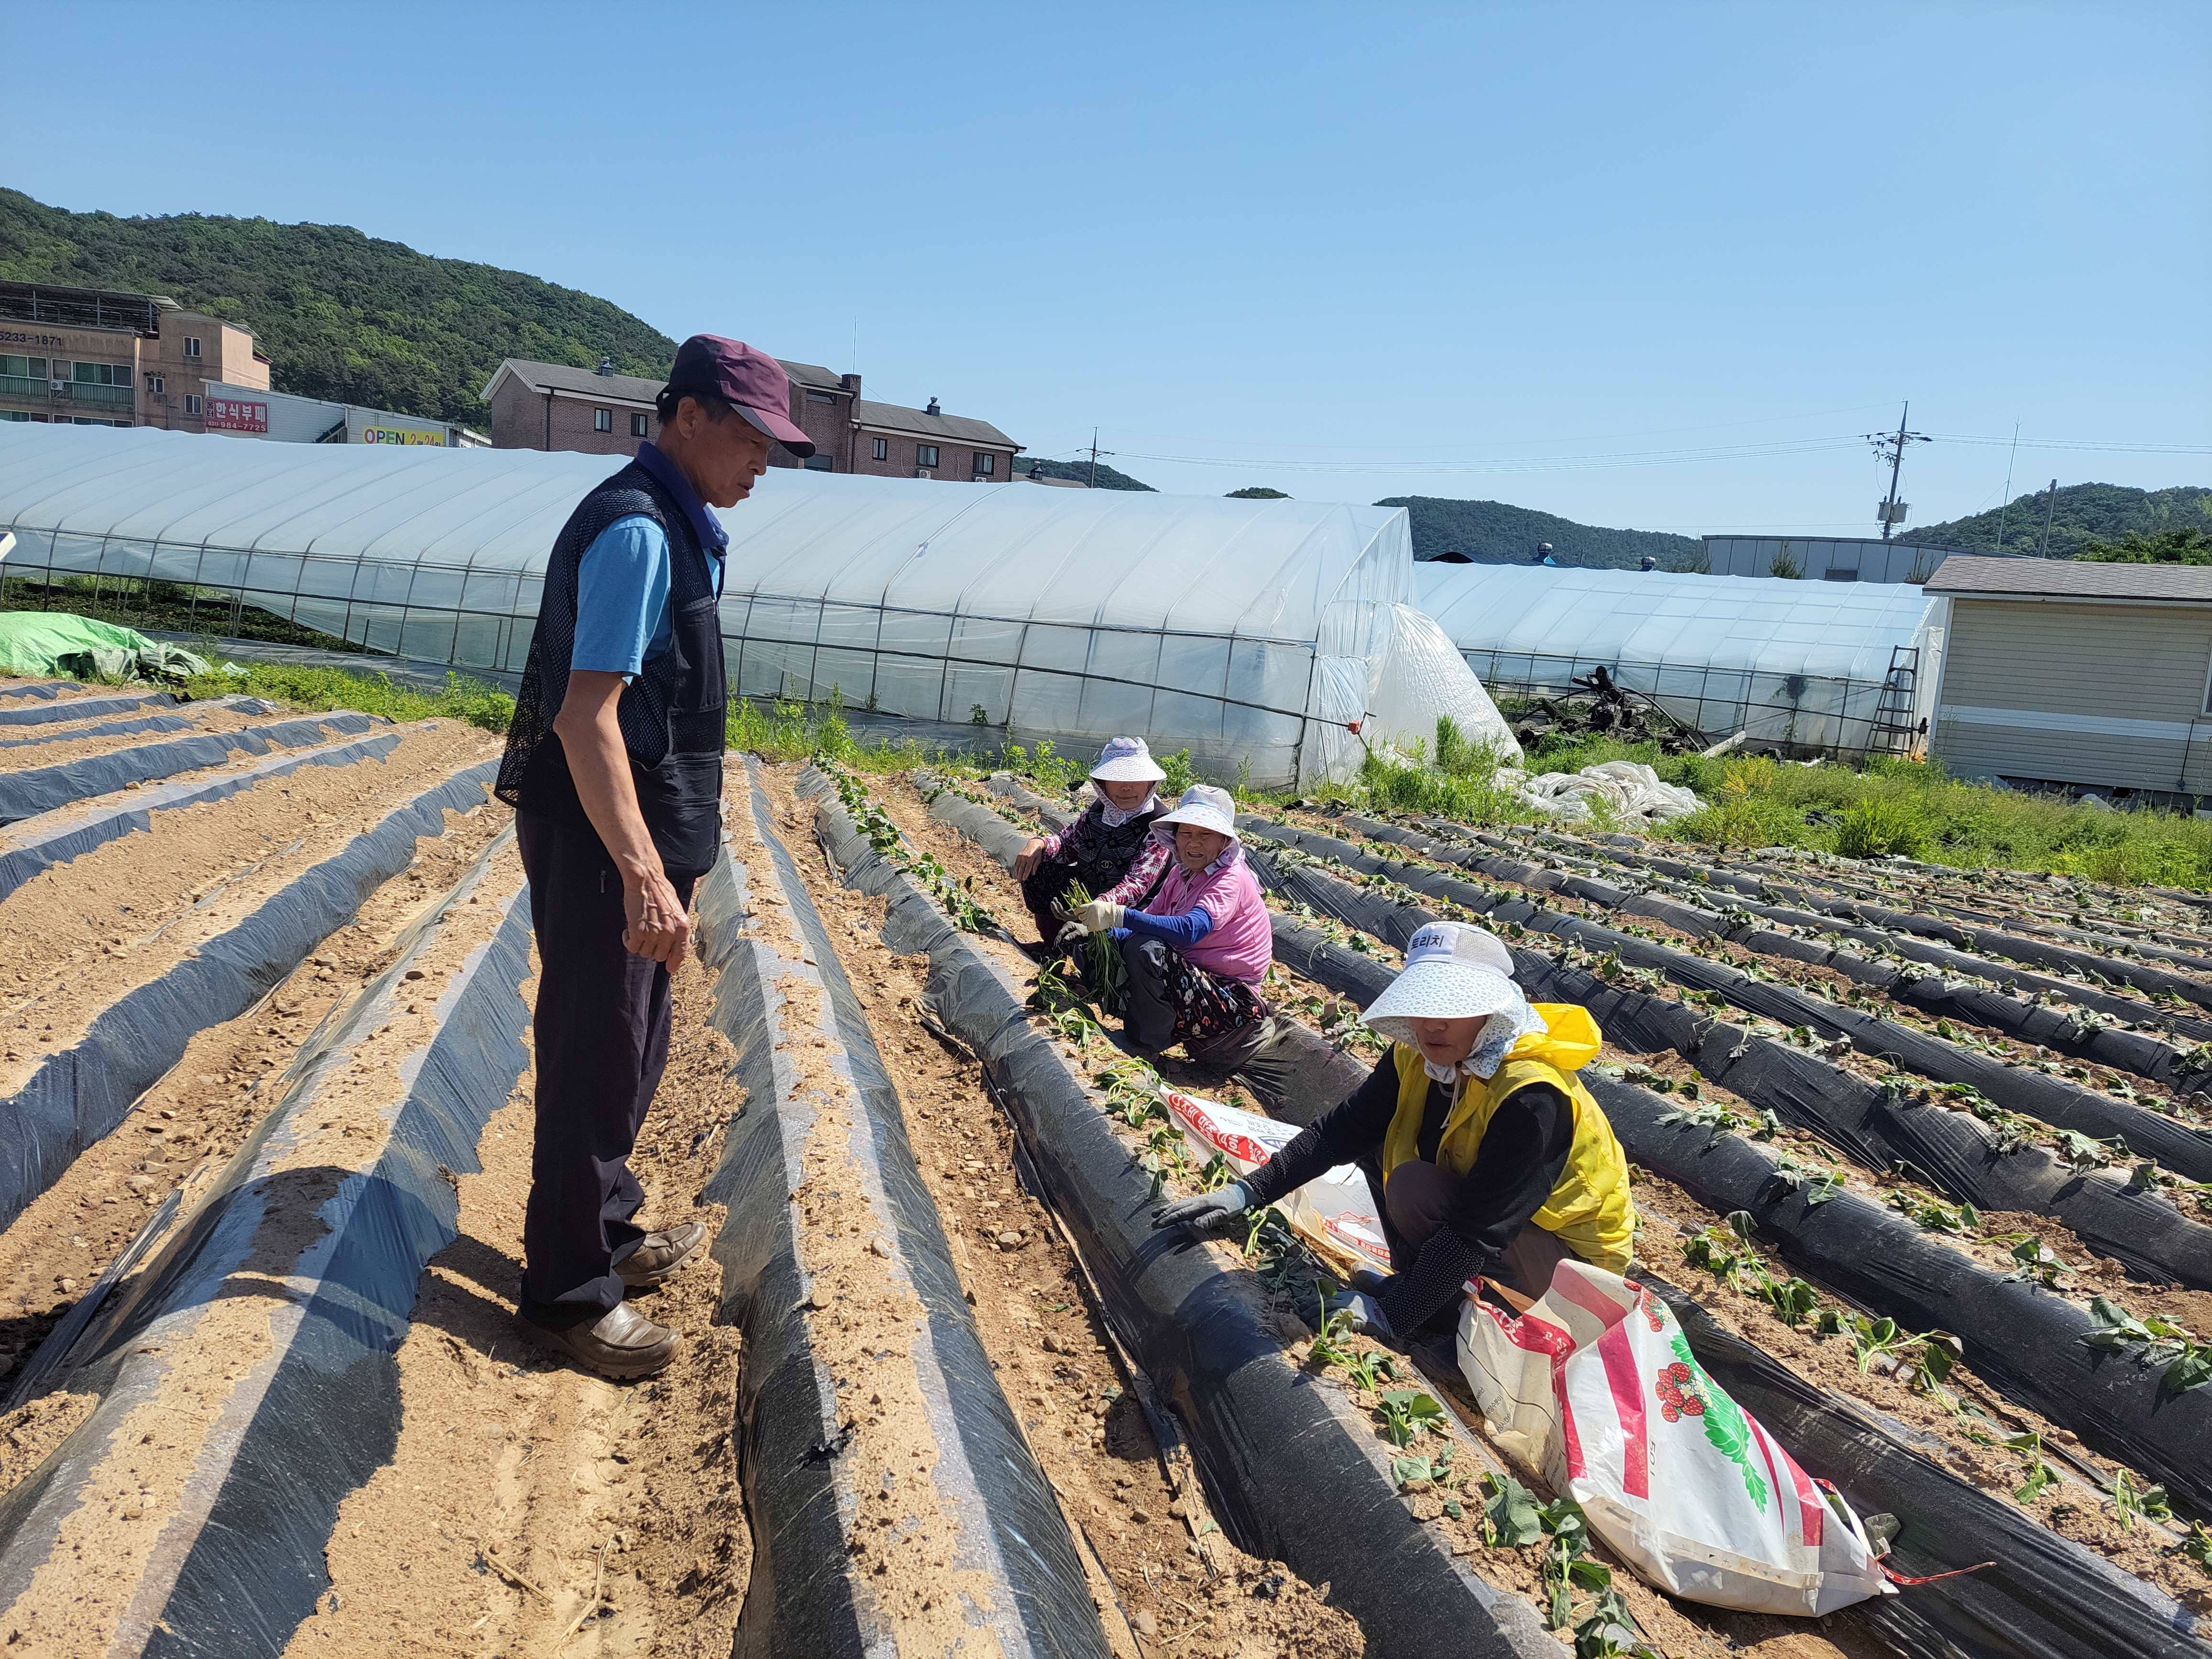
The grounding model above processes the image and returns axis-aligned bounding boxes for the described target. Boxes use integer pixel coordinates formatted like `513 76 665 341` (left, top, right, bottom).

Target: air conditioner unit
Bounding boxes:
915 468 933 479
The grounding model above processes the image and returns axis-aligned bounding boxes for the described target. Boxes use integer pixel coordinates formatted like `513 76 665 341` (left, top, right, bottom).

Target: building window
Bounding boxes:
145 373 165 394
594 407 612 432
630 411 648 437
803 454 833 471
185 393 203 416
807 390 836 405
973 453 996 476
0 355 47 383
74 362 131 386
917 443 940 469
184 336 203 360
872 436 888 462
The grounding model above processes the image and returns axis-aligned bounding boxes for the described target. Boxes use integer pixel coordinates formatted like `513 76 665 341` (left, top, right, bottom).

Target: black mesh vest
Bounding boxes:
495 460 727 877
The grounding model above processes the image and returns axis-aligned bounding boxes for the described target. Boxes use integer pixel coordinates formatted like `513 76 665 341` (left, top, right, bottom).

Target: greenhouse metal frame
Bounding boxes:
1416 562 1944 758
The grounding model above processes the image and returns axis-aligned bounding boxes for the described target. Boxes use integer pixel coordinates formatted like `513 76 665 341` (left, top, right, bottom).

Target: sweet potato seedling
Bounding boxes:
1341 1347 1396 1392
1479 1471 1544 1548
2080 1296 2212 1394
1375 1388 1445 1448
2005 1430 2062 1504
2112 1469 2173 1530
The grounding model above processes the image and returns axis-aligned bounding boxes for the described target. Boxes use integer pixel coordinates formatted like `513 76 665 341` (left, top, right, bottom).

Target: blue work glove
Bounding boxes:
1152 1183 1249 1236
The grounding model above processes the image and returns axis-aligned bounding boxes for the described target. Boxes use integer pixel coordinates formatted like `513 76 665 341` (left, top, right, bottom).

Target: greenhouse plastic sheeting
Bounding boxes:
0 422 1494 786
1415 563 1942 753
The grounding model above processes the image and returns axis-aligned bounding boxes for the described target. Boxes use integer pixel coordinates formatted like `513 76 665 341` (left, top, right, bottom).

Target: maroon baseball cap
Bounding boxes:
665 335 816 458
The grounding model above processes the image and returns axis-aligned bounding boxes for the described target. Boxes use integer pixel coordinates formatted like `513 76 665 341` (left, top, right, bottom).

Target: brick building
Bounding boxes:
0 281 270 431
481 354 1019 480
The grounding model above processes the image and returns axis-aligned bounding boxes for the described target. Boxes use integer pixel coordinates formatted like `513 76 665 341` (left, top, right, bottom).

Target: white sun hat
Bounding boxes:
1152 783 1238 841
1360 920 1537 1048
1089 736 1168 783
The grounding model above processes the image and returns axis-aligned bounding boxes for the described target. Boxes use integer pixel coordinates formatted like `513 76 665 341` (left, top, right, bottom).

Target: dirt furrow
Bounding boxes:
761 765 1368 1658
279 929 747 1657
0 721 495 1099
0 790 512 1393
0 700 273 774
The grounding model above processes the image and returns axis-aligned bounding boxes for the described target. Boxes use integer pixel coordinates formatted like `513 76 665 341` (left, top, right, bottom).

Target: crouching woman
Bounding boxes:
1012 736 1171 948
1155 920 1635 1344
1060 784 1274 1065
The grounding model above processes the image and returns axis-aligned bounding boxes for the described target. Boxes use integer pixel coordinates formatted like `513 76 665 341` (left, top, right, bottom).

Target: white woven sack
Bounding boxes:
1458 1260 1891 1617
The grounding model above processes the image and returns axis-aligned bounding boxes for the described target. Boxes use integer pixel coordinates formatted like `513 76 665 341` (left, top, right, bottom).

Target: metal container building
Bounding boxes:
1925 555 2212 798
1703 535 1951 585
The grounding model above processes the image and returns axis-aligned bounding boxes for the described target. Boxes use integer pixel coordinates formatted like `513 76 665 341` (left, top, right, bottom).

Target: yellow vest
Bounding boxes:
1382 1004 1637 1272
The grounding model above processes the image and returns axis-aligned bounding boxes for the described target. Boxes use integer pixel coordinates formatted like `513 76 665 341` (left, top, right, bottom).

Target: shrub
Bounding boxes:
1434 715 1501 781
1157 747 1196 796
1832 797 1931 860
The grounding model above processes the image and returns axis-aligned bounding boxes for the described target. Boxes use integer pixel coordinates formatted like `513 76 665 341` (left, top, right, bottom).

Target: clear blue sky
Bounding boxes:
10 3 2208 536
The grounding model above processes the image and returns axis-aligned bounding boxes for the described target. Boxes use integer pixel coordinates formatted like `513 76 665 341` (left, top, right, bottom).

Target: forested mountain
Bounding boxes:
1375 495 1703 568
0 188 676 423
1906 482 2212 562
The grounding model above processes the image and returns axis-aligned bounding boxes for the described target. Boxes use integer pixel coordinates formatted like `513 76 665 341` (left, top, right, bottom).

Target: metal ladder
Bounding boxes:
1868 645 1922 756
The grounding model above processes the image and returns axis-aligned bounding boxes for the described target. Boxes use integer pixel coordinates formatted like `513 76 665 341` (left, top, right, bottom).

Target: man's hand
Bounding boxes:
623 865 692 966
1013 837 1049 880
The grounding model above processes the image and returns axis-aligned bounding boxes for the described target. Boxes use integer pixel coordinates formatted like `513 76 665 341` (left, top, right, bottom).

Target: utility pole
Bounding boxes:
1866 402 1930 542
1086 426 1103 490
2035 477 2061 558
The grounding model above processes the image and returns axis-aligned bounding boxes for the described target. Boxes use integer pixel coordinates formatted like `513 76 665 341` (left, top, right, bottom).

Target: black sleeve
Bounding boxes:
1239 1049 1400 1209
1377 1083 1573 1335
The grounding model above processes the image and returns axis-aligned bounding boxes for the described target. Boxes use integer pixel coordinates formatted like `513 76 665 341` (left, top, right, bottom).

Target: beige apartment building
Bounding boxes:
482 354 1020 481
0 281 270 431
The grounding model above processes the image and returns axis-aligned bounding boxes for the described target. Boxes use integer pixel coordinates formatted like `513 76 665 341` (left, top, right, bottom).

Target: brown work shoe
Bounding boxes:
616 1219 708 1288
520 1302 679 1380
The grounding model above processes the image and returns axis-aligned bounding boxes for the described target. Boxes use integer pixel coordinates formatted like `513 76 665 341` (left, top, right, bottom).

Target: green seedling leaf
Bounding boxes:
1392 1454 1435 1488
1480 1471 1544 1548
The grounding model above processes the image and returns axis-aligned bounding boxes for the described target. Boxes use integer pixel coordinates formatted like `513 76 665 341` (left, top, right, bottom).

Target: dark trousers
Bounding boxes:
1383 1159 1573 1298
516 812 697 1329
1020 861 1082 943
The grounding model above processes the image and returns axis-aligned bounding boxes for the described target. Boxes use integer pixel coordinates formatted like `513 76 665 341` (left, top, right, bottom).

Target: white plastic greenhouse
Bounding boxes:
1416 562 1945 756
0 422 1511 786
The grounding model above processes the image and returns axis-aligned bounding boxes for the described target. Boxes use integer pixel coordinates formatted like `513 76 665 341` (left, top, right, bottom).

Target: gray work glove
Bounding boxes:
1152 1183 1250 1236
1327 1286 1399 1344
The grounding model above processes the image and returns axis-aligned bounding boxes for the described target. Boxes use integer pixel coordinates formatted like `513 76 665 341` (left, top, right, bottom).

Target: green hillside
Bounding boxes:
1906 482 2212 562
0 188 677 424
1375 495 1703 569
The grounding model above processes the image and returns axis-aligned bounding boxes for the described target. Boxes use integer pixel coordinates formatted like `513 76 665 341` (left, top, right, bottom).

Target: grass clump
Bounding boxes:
728 690 939 772
1832 796 1931 860
181 661 515 734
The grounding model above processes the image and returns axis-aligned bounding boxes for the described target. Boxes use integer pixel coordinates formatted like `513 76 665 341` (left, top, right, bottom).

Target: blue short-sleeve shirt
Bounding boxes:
570 442 728 680
571 516 728 679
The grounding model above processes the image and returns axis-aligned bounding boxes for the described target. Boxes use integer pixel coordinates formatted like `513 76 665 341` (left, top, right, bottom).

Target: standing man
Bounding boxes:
495 337 814 1378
